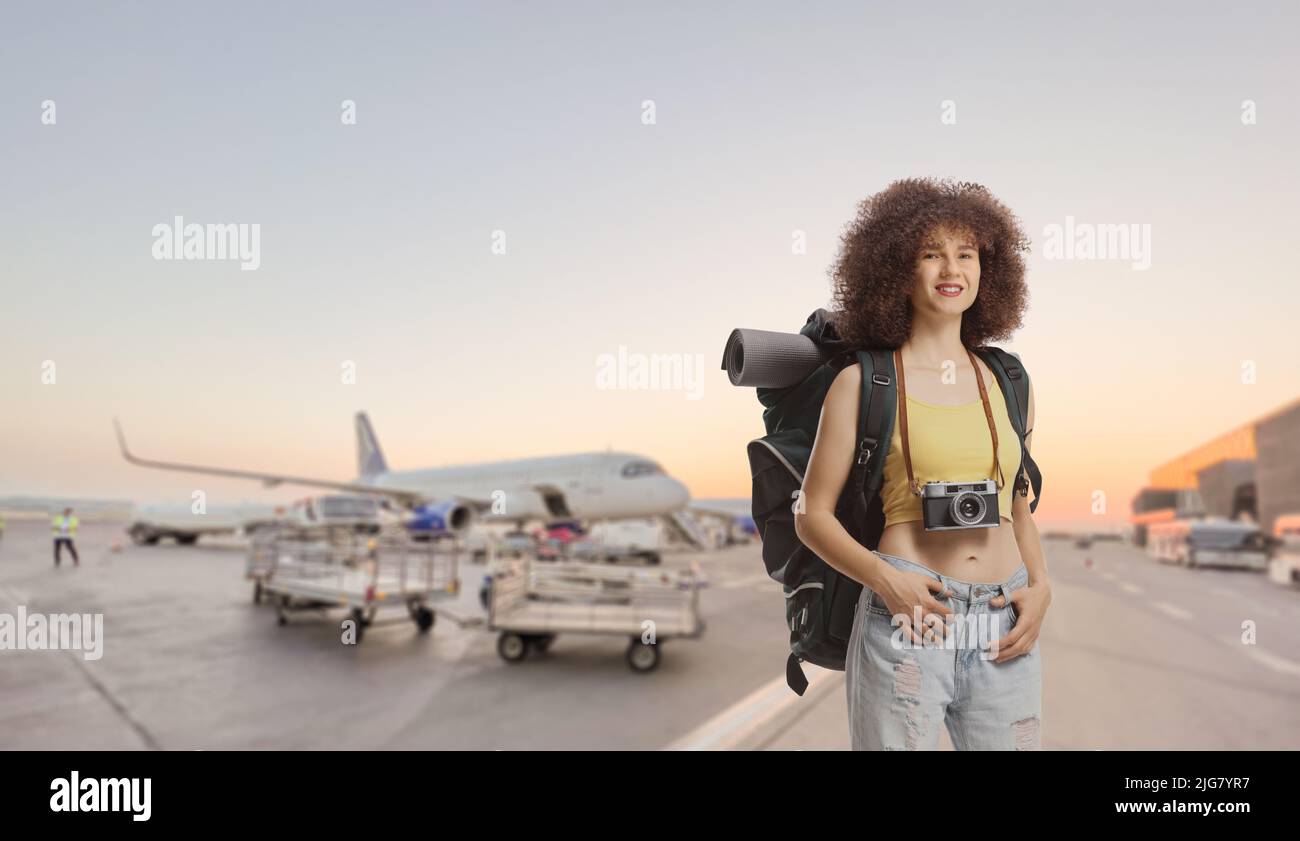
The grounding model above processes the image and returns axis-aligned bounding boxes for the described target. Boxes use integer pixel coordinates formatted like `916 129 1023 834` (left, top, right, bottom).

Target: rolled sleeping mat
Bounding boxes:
721 327 835 388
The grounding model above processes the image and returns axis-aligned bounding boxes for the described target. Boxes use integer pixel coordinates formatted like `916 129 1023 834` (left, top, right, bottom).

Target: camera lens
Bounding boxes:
950 491 987 526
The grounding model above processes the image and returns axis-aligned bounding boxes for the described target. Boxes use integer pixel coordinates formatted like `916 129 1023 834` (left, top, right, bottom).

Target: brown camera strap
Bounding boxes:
894 347 1005 497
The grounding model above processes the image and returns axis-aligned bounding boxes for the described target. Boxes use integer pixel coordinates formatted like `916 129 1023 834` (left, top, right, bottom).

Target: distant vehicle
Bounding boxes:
1074 536 1093 549
686 502 757 546
732 514 758 541
1267 514 1300 586
285 495 382 534
536 536 566 562
582 519 664 556
127 502 281 546
541 524 584 543
1273 515 1300 540
556 518 666 564
499 531 535 558
1146 518 1269 571
530 524 586 561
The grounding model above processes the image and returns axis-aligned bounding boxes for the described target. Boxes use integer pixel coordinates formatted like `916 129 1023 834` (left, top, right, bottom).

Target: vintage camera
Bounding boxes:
920 479 1001 531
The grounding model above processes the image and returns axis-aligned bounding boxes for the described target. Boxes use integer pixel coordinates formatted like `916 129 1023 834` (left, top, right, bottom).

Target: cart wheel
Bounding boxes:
349 608 367 643
531 634 555 653
497 632 529 663
416 607 435 633
253 580 263 605
626 639 660 672
277 595 290 626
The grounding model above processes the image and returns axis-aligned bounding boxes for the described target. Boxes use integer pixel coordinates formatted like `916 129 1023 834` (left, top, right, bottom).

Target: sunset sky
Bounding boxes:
3 3 1298 528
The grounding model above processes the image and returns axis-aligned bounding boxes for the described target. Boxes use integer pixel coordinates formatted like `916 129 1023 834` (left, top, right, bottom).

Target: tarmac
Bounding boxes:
2 520 1298 749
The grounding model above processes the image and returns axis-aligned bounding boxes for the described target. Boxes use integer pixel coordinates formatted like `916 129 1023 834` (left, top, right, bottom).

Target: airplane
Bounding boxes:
114 413 693 537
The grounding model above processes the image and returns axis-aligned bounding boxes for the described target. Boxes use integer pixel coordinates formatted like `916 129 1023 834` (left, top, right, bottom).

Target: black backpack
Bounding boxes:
746 309 1042 695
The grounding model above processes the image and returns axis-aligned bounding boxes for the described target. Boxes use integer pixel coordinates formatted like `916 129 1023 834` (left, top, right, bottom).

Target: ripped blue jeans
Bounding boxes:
846 551 1042 750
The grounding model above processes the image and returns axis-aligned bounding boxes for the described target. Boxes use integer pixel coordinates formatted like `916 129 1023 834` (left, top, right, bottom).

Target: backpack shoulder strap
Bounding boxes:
974 347 1042 513
845 349 896 526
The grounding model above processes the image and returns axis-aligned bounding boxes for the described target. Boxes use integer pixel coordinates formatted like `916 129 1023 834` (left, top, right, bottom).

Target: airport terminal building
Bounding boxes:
1131 397 1300 543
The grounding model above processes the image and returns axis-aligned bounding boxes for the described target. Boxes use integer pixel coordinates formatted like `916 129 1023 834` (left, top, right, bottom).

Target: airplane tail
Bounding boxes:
355 412 389 479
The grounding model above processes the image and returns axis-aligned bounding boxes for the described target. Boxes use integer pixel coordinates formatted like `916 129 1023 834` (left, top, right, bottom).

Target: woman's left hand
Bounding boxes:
988 578 1051 663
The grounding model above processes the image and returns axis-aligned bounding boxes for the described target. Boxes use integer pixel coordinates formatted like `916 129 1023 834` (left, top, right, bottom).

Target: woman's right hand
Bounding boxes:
873 565 955 645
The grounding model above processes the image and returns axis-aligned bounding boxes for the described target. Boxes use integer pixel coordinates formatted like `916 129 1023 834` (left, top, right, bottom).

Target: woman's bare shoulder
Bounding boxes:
830 362 862 396
822 362 863 417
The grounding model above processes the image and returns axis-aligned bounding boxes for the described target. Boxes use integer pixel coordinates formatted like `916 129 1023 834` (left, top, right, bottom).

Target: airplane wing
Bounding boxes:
113 419 428 508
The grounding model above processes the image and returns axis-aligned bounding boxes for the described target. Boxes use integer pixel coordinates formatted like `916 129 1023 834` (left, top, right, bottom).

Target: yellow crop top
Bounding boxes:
880 384 1023 528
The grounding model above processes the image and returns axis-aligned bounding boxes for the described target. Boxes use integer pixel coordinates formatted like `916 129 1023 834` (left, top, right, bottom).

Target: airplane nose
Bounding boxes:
668 477 691 509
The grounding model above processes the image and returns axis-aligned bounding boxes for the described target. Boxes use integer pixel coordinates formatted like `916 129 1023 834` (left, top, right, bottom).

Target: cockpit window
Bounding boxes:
621 460 663 478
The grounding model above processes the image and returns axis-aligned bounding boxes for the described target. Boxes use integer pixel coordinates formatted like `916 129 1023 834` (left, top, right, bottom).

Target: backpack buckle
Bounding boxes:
856 438 876 465
871 373 891 386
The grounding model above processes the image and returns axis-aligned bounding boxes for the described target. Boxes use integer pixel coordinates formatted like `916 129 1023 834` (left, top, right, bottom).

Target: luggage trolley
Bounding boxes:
246 524 369 605
252 527 460 641
486 557 706 672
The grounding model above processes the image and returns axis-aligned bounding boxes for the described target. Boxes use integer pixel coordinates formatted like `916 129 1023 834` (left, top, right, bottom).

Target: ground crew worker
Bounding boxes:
52 507 80 567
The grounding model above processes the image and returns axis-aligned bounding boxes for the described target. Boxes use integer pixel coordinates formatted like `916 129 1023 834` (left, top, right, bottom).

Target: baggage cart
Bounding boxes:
486 557 705 672
251 527 460 641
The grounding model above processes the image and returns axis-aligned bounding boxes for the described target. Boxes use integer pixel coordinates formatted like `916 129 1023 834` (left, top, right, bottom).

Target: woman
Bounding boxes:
793 177 1050 750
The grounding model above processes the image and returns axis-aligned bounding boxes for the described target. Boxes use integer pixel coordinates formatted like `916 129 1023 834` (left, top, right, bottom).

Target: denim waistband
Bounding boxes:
871 550 1028 604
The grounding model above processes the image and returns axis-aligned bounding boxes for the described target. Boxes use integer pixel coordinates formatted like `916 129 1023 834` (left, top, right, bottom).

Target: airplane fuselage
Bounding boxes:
366 450 690 522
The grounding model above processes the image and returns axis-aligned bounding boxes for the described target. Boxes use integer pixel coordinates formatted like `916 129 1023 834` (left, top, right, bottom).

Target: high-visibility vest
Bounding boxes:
51 516 79 537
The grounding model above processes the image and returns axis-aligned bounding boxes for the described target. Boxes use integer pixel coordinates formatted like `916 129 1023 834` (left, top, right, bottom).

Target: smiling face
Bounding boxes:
910 224 981 316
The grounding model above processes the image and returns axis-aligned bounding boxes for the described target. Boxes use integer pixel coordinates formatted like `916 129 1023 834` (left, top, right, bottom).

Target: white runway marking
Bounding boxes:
1242 646 1300 677
1119 582 1143 595
665 667 842 750
1151 601 1193 621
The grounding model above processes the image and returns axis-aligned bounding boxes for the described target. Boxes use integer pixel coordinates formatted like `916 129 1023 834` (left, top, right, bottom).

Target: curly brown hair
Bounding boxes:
829 177 1031 350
